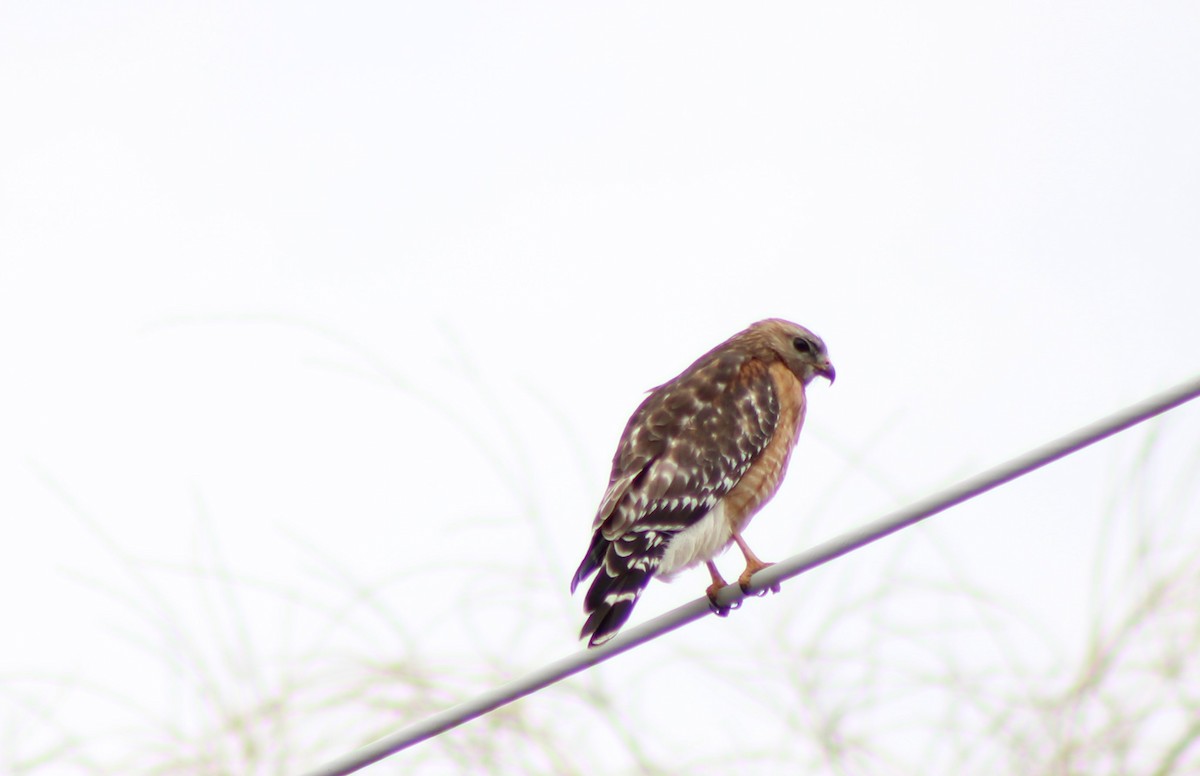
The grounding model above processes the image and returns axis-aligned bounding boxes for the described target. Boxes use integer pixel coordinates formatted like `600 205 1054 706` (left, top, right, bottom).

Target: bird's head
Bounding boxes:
753 318 836 386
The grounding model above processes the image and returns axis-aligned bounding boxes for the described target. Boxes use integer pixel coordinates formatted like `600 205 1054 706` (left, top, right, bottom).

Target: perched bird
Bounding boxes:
570 319 835 647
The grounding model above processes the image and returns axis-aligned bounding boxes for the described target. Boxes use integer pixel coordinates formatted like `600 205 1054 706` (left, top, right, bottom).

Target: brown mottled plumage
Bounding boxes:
571 319 835 647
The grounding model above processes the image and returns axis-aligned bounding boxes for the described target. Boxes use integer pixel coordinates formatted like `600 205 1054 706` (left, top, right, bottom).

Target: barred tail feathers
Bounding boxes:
570 531 607 595
577 529 668 647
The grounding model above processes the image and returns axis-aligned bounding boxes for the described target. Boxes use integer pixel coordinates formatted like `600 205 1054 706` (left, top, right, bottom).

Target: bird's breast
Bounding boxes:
719 362 808 534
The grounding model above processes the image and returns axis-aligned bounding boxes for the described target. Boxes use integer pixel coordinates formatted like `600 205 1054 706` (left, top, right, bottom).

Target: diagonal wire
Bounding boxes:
302 374 1200 776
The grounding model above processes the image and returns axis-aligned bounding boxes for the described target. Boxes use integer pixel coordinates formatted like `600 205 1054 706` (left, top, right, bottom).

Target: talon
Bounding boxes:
705 560 736 615
738 560 777 596
733 532 778 596
706 584 731 617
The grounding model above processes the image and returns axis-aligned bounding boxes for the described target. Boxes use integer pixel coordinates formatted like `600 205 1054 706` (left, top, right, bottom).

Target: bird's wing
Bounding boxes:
570 349 781 644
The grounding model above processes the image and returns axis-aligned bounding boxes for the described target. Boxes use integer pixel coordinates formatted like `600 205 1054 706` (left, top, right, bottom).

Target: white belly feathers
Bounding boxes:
657 500 732 579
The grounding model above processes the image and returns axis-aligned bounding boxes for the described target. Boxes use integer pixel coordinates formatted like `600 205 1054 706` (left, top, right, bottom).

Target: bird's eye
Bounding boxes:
792 337 812 354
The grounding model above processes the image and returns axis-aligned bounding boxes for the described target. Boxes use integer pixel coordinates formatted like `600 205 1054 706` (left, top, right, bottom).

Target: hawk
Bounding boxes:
570 318 835 647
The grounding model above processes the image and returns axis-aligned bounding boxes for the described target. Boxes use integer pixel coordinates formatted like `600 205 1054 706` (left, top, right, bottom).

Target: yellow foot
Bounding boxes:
705 561 741 615
738 560 780 596
705 581 732 617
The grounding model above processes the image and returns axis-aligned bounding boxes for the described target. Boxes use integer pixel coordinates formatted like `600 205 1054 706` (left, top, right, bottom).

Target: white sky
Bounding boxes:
3 2 1199 773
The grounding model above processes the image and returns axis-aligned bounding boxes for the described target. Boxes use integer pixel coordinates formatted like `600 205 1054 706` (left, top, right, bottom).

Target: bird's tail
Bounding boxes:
570 531 606 595
572 530 666 648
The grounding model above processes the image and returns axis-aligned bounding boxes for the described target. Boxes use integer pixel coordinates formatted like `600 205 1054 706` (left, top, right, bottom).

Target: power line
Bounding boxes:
302 374 1200 776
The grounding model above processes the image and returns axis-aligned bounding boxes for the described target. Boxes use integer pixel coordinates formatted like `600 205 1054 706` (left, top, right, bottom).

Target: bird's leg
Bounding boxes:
733 533 780 596
705 561 737 616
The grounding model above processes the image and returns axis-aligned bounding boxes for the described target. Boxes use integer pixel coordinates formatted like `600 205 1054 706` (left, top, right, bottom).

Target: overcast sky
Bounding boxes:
3 2 1199 773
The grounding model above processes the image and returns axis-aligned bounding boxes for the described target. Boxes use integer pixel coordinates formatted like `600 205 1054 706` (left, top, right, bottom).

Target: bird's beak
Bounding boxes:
819 360 836 385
